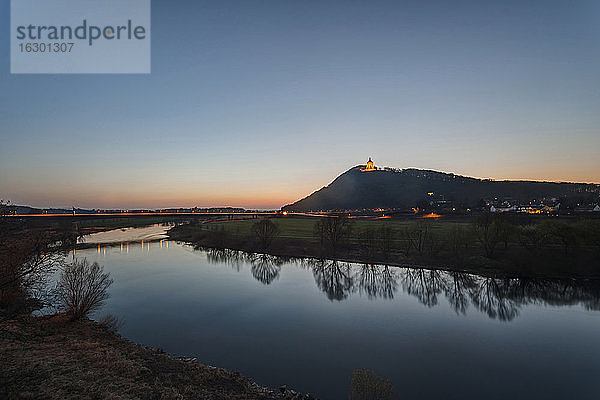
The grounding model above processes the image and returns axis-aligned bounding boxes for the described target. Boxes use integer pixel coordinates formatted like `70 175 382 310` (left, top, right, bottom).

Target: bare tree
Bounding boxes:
539 220 578 256
405 221 435 256
474 212 513 257
448 225 473 259
313 216 327 248
56 259 113 320
251 218 279 251
376 225 395 262
358 228 378 261
313 213 352 255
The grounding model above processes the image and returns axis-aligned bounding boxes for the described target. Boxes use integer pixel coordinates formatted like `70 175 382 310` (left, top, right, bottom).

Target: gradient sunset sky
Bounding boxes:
1 0 599 209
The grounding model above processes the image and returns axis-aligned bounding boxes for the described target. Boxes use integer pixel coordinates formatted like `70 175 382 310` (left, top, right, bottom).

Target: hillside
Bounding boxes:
282 165 598 212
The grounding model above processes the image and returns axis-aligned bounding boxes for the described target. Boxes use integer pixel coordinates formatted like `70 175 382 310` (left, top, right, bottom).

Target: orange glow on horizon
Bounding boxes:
9 211 279 217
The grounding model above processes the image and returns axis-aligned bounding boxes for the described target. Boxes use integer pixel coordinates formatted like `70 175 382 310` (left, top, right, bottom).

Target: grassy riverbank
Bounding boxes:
0 315 309 400
168 216 600 278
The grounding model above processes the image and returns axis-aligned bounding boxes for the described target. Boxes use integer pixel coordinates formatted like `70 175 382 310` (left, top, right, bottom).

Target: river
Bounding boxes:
72 225 600 399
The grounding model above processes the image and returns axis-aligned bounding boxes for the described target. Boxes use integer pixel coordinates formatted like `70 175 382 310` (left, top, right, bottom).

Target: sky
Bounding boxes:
1 0 599 209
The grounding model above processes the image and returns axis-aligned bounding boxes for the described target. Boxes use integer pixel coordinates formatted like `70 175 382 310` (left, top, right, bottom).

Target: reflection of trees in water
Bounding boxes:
400 268 444 307
200 247 600 320
306 261 399 301
469 277 520 321
311 259 355 301
399 271 600 321
357 264 399 300
506 278 600 312
399 271 523 321
379 266 399 299
303 259 600 319
205 248 244 271
204 248 288 284
247 253 285 285
357 264 379 299
443 271 478 315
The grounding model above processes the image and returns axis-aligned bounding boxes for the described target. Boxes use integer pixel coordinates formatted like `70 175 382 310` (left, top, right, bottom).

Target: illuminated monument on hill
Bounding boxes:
361 157 377 172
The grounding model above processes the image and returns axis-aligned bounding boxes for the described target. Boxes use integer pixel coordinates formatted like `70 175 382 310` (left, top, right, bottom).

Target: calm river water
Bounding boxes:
74 226 600 400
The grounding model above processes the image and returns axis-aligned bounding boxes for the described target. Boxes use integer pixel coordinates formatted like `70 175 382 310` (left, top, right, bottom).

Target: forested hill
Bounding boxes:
281 166 598 212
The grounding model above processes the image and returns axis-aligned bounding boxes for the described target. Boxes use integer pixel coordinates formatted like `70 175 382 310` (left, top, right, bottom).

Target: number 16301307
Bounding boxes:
19 42 74 52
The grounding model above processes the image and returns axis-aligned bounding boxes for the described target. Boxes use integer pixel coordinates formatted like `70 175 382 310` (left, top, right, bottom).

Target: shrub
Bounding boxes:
98 314 122 333
405 221 434 256
350 368 394 400
56 259 113 320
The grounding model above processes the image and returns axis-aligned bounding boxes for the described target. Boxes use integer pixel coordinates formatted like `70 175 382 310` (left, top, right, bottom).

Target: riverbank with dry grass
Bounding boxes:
0 315 312 400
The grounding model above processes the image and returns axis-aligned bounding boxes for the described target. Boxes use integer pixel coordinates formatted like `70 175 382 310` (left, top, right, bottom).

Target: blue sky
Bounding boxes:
1 0 599 209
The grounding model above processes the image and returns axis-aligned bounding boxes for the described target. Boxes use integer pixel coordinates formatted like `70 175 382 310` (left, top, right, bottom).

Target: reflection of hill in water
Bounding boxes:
200 248 600 321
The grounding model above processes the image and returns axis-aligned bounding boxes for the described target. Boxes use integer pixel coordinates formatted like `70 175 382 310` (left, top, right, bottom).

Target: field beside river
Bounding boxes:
168 215 600 278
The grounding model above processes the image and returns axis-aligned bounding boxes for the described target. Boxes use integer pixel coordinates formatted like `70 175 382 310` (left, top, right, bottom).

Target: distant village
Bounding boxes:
425 191 600 216
327 189 600 217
